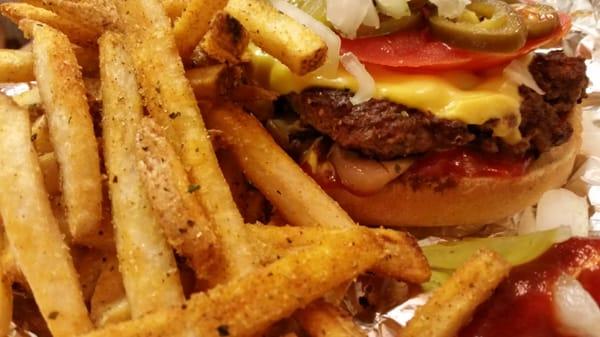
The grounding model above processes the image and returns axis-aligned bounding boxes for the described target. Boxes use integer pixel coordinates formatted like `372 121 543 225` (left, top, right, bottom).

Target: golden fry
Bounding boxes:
0 49 34 82
80 227 384 337
90 256 132 328
247 225 430 284
31 115 53 154
173 0 228 59
31 21 103 243
0 274 11 337
200 11 249 64
226 0 327 75
0 3 98 46
99 31 185 317
403 250 511 337
205 104 355 229
113 0 256 279
21 0 116 33
0 93 93 337
162 0 187 19
296 301 365 337
135 117 219 282
38 152 60 195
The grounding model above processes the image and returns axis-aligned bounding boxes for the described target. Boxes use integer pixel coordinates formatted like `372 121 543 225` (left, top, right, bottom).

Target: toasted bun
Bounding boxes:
323 109 582 227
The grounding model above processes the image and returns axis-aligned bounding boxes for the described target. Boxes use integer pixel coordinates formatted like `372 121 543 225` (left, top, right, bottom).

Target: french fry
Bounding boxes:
247 225 430 284
225 0 327 75
0 3 99 46
113 0 256 279
100 31 185 317
162 0 187 19
199 11 249 64
186 64 239 101
205 104 355 230
135 117 220 282
0 93 93 337
296 301 365 337
402 250 511 337
31 21 103 243
12 86 41 112
72 248 106 303
173 0 228 59
90 256 132 328
38 152 60 195
0 273 11 337
31 115 53 154
0 49 34 82
80 227 384 337
21 0 116 33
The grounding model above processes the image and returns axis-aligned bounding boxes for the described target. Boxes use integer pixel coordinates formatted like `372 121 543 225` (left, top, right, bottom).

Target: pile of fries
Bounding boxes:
0 1 513 337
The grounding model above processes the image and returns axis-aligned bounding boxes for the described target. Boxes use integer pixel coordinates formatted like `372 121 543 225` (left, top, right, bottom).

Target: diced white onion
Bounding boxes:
429 0 471 19
340 52 375 104
536 189 590 237
363 1 380 28
326 0 372 38
329 144 412 194
270 0 341 76
375 0 410 19
553 274 600 337
504 55 545 95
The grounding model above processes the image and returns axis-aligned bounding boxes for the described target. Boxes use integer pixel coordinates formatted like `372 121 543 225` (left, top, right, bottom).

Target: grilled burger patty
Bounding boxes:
285 51 588 160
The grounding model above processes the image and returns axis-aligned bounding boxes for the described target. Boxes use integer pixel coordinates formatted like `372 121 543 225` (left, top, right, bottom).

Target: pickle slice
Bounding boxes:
512 3 560 39
428 0 527 52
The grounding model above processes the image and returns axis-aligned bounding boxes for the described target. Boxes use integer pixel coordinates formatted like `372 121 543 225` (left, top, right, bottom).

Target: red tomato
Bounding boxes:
341 13 571 71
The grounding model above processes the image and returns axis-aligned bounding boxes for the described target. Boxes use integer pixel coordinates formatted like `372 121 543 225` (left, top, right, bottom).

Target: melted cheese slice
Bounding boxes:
249 48 523 144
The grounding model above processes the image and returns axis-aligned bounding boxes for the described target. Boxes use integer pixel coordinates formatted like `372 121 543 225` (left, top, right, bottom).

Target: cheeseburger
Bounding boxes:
248 0 589 227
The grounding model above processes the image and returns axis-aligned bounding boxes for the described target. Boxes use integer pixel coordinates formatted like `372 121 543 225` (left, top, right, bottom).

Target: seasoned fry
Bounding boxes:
135 117 220 282
173 0 228 59
21 0 116 33
186 64 238 101
402 250 511 337
113 0 256 279
200 11 249 64
162 0 187 19
31 21 103 243
38 152 60 195
80 227 384 337
0 3 99 46
90 256 132 328
225 0 327 75
99 31 185 317
0 49 34 82
72 248 106 303
0 273 11 337
0 93 93 337
205 104 355 229
13 86 41 112
31 115 53 154
247 225 430 284
296 301 365 337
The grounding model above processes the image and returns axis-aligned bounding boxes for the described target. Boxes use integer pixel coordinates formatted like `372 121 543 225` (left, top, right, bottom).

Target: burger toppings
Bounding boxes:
286 52 587 160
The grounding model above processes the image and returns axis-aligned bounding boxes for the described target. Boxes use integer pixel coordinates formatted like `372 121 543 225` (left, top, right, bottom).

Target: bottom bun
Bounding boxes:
324 110 582 227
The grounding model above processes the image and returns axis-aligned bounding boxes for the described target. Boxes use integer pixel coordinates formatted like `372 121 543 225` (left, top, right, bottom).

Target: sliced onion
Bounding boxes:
270 0 340 76
553 274 600 337
329 145 413 194
326 0 371 38
536 189 590 237
363 0 380 28
429 0 471 19
340 52 375 104
504 55 545 95
375 0 410 19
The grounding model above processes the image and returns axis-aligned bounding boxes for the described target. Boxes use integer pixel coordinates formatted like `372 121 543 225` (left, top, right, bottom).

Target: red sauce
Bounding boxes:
406 148 531 179
459 238 600 337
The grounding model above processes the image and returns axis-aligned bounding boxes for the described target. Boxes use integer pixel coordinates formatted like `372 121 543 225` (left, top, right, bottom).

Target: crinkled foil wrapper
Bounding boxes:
356 1 600 331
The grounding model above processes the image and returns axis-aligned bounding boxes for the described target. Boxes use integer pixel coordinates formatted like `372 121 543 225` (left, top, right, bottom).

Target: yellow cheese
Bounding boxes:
249 48 523 144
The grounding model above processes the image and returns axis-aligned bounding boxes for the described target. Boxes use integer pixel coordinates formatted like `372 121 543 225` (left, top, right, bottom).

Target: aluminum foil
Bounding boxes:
360 0 600 332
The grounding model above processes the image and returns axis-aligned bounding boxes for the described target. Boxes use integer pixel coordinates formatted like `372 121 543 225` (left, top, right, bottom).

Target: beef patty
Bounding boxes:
286 51 588 160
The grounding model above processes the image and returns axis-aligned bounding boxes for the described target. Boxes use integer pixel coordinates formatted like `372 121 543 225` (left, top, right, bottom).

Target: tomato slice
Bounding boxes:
341 13 571 71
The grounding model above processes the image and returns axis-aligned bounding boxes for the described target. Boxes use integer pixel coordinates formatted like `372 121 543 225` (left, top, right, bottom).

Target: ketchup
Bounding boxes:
459 238 600 337
406 148 531 179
